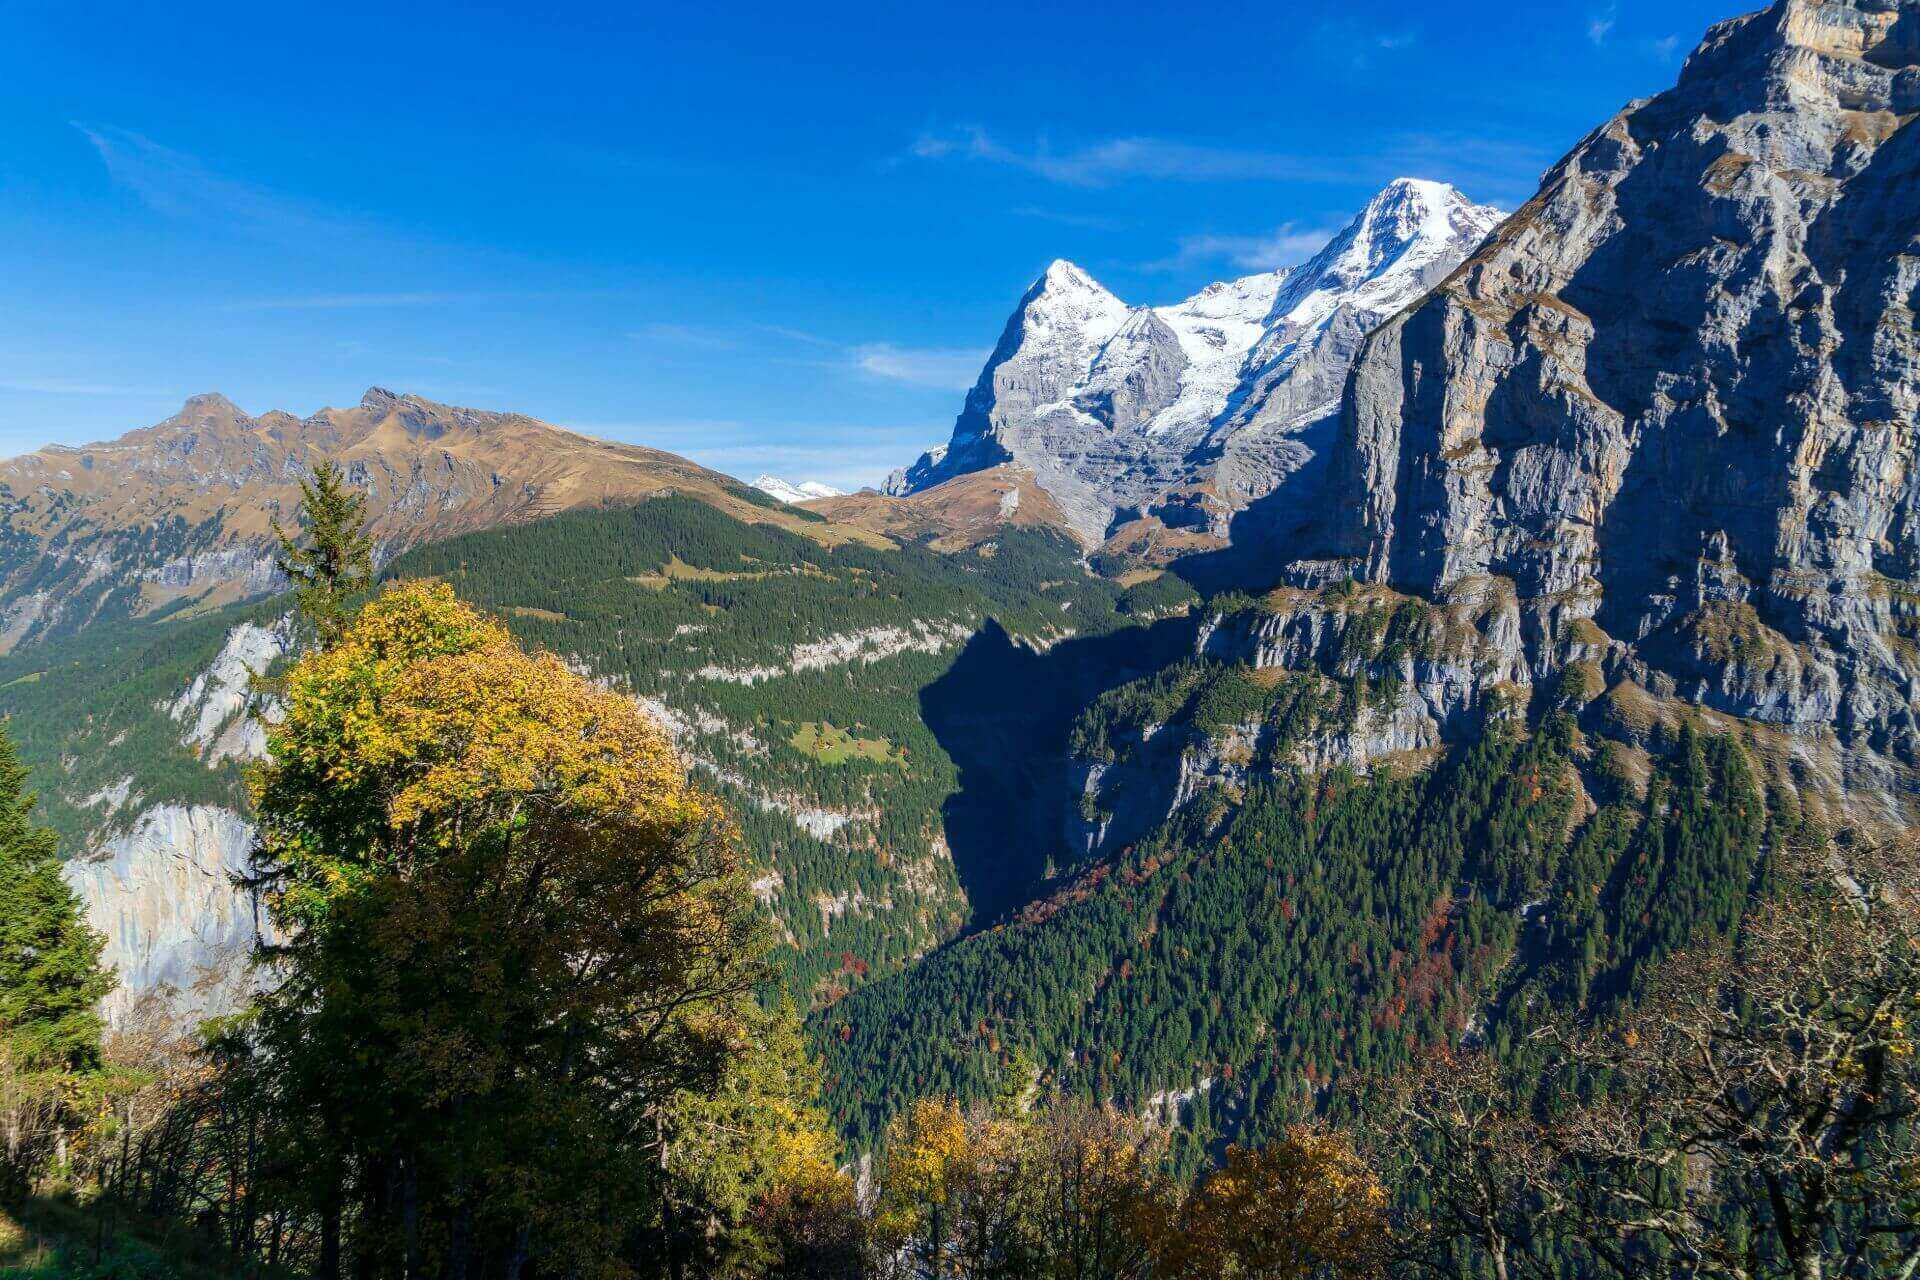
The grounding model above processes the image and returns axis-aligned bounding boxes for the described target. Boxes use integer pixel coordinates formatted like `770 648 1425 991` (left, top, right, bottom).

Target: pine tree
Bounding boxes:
273 461 376 645
0 722 110 1075
0 720 111 1195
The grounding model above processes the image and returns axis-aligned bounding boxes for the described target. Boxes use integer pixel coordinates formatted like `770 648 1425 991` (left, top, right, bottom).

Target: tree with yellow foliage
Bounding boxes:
872 1093 1177 1280
660 1000 862 1279
874 1097 1038 1279
1024 1099 1174 1280
1165 1127 1389 1280
247 580 768 1280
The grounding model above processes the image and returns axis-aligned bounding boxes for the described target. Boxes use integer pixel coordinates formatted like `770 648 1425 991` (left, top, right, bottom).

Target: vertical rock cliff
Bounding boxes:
1300 0 1920 812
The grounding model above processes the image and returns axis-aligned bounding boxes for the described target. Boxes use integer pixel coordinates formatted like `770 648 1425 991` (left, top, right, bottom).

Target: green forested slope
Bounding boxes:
0 496 1172 1002
0 492 1791 1163
819 655 1773 1164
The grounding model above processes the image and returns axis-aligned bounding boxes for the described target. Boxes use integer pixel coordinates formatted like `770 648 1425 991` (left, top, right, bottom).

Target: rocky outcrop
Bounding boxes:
889 181 1504 546
166 614 294 765
1068 585 1533 856
1282 0 1920 821
61 804 268 1029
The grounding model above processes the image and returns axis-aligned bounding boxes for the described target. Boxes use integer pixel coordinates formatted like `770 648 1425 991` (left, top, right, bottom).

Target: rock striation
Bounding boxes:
1284 0 1920 817
61 803 269 1029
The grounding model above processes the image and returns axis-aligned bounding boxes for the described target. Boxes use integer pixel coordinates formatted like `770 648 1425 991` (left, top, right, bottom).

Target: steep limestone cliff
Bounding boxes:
1290 0 1920 819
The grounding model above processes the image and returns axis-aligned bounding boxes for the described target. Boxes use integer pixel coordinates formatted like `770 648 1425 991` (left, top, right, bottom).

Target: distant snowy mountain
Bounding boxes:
886 179 1505 549
752 475 844 504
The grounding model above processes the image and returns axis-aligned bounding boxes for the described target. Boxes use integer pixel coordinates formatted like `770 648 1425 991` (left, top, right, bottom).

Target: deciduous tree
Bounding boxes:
248 581 766 1280
1167 1127 1388 1280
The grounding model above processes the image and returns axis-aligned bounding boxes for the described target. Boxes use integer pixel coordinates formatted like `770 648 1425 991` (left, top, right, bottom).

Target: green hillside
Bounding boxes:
0 494 1799 1164
819 642 1776 1161
0 496 1177 1002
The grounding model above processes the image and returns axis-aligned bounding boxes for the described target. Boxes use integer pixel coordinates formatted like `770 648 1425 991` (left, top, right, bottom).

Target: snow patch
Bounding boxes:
753 475 844 504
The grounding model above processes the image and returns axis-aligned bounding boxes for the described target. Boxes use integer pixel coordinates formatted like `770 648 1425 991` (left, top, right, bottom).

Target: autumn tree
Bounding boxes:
0 721 112 1196
1024 1099 1174 1280
1165 1127 1389 1280
1365 1050 1566 1280
246 581 766 1280
273 460 376 645
1548 831 1920 1280
658 1000 861 1279
875 1097 1040 1279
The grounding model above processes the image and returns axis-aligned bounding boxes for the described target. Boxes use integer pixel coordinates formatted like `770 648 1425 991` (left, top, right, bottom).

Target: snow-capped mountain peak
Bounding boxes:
888 178 1507 545
1020 260 1133 351
752 475 843 505
1298 178 1502 299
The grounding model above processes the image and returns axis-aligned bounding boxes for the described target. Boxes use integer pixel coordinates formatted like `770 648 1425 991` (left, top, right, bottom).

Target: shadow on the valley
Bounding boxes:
921 613 1198 931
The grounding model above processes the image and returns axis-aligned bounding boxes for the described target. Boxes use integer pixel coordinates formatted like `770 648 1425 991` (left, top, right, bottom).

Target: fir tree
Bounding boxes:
273 461 375 645
0 721 110 1075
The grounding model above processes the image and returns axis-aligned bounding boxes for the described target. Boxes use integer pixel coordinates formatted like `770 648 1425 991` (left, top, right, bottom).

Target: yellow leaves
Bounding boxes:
884 1097 972 1209
1170 1127 1389 1280
258 581 731 904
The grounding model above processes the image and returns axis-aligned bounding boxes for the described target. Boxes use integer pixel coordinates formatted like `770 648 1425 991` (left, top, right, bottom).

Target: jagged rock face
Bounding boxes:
1307 0 1920 814
889 181 1504 546
166 614 294 765
0 388 847 652
61 804 269 1029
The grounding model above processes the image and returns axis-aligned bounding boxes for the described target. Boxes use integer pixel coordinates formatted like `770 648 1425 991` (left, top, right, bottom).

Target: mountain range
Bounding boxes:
0 387 875 654
885 179 1505 559
5 0 1918 1163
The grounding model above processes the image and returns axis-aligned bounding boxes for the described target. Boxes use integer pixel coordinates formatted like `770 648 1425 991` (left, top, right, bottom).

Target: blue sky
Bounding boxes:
1 0 1738 488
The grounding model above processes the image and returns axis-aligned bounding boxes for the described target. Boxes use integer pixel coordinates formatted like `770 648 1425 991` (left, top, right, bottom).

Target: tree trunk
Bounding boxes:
504 1223 532 1280
320 1188 343 1280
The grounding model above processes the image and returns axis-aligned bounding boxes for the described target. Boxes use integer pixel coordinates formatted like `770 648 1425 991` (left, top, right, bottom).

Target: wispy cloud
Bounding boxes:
565 417 943 491
710 327 986 393
76 124 375 248
910 126 1553 206
751 323 840 349
850 344 985 392
1588 5 1618 44
908 127 1345 187
629 321 739 350
1647 33 1684 60
222 292 483 312
1311 20 1421 70
1147 223 1342 273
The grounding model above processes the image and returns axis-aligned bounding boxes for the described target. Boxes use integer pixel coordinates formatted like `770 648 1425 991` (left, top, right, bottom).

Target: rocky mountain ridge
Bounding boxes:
1262 0 1920 821
0 388 872 652
887 179 1505 551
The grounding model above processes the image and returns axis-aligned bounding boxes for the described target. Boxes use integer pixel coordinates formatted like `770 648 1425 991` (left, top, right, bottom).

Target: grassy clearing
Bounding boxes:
789 721 906 768
0 1195 260 1280
628 555 836 591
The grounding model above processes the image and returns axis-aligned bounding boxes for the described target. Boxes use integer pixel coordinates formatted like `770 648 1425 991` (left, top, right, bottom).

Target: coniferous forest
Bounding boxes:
0 457 1914 1280
7 0 1920 1268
